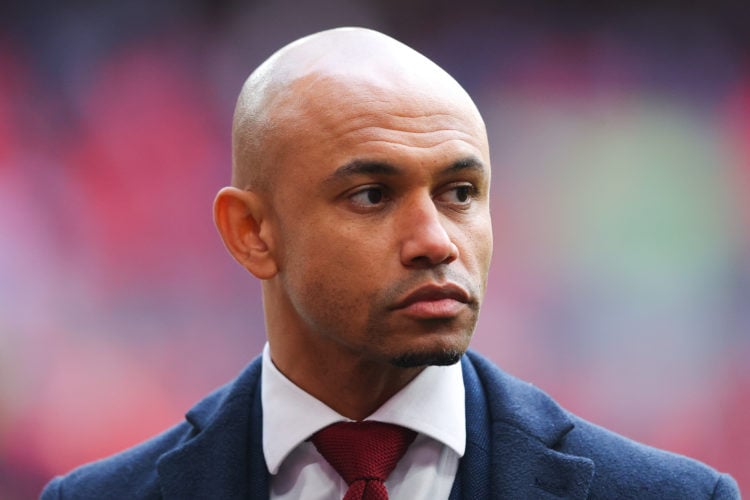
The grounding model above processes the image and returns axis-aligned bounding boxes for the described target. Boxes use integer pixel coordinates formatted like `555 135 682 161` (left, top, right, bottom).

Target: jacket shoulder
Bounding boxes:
563 416 740 499
40 421 193 500
463 350 740 499
40 357 263 499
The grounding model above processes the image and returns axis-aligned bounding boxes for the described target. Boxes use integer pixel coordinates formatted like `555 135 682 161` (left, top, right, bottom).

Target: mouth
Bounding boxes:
390 283 472 319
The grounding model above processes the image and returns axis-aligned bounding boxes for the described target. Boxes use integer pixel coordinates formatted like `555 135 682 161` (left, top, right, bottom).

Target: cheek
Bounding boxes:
479 224 494 269
459 218 494 283
459 214 493 254
299 219 387 273
279 226 384 324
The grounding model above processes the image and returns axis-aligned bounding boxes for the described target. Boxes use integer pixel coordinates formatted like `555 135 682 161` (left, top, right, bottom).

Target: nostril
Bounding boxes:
408 255 437 268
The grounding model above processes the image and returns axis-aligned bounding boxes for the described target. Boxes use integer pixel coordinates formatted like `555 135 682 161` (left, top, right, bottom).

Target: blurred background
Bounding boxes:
1 0 748 497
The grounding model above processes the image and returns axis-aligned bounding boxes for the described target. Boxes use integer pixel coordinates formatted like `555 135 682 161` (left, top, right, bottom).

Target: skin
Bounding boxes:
214 27 493 420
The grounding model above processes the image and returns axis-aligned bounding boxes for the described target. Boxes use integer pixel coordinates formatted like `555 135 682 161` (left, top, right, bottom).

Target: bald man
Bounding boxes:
42 28 739 499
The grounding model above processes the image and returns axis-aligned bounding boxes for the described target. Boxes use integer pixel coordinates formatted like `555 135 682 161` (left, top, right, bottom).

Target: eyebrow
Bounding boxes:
324 156 486 184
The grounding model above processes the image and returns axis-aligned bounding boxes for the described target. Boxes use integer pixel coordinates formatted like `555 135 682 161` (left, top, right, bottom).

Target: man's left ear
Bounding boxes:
213 187 279 279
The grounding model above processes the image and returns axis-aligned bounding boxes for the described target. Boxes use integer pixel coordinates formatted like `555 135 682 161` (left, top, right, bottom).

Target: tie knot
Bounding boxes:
312 421 417 486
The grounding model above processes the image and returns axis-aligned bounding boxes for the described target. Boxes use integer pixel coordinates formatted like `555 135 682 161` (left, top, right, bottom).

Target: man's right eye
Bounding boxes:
349 187 386 208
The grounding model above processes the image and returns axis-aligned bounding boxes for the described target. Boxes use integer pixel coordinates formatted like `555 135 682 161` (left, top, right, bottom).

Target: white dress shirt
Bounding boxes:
261 343 465 500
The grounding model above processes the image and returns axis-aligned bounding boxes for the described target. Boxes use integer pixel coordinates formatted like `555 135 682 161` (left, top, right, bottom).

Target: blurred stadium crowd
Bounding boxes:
0 1 748 497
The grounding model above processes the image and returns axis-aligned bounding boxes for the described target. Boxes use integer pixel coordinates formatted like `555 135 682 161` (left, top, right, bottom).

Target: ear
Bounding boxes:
213 187 279 280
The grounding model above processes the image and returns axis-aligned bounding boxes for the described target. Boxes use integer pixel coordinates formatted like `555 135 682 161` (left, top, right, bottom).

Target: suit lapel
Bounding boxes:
489 419 594 499
449 351 491 500
156 357 269 499
453 352 594 499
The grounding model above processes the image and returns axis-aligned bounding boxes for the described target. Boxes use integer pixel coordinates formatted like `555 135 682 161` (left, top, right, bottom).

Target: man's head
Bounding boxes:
214 27 492 376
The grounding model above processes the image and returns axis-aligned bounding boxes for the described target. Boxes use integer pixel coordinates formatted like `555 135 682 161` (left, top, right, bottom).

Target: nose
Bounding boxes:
399 196 459 268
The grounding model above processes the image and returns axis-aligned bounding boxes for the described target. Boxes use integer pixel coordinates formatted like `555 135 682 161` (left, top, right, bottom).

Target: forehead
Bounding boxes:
268 73 489 178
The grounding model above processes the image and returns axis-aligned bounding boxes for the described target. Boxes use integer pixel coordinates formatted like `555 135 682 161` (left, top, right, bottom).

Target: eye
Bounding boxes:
349 186 387 208
436 184 476 206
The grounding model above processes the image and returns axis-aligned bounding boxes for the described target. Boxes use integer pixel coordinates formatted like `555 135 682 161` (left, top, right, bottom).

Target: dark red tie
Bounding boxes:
311 421 417 500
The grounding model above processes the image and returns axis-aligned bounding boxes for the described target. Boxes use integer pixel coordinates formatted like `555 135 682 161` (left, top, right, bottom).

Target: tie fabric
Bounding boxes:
311 421 417 500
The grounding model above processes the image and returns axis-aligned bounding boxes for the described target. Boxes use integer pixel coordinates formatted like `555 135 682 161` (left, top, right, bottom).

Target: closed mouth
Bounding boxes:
390 283 471 310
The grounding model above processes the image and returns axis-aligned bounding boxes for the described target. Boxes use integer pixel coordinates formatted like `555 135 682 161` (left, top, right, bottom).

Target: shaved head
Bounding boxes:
231 27 485 191
216 27 493 416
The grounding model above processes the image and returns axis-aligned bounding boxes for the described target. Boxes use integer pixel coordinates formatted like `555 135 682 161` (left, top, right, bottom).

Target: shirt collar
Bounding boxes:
261 343 466 475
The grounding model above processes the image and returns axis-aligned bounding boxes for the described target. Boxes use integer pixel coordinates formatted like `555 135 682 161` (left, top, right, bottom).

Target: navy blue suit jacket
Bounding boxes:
41 350 740 499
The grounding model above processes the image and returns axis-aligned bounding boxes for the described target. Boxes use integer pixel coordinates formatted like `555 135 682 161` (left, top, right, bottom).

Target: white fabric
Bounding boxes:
261 343 465 500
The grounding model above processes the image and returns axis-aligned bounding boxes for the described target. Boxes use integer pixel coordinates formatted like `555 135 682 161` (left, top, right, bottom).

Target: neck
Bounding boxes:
268 338 424 421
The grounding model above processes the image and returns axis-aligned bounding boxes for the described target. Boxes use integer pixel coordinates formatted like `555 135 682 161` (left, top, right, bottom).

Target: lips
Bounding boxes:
390 283 471 318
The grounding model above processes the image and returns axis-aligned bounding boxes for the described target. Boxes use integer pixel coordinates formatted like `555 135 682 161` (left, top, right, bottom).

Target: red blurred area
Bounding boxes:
0 3 748 498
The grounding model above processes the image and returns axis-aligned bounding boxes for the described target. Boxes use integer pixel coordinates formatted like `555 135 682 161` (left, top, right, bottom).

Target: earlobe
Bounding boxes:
213 187 279 279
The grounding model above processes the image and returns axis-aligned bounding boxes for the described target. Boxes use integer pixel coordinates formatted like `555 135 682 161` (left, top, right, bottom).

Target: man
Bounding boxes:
42 27 739 499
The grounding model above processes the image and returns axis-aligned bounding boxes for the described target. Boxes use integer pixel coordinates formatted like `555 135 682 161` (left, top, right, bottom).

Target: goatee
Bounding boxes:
390 348 464 368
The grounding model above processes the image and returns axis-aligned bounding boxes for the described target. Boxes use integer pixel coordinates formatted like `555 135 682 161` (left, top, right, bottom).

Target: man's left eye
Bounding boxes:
437 185 475 205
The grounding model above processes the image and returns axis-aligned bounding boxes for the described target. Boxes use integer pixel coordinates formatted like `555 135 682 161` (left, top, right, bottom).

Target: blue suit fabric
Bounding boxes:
41 350 740 499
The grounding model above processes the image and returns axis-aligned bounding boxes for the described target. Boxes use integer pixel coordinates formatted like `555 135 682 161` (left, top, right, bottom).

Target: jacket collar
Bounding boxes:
154 351 594 499
453 351 594 499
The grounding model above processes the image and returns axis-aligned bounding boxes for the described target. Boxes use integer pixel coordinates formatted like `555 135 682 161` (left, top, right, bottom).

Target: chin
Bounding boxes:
387 321 474 368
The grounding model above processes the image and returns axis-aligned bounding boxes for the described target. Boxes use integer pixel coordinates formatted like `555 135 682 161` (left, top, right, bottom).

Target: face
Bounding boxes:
264 74 493 368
